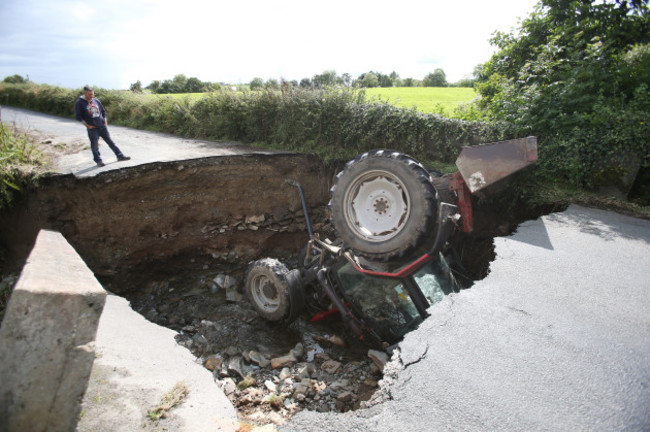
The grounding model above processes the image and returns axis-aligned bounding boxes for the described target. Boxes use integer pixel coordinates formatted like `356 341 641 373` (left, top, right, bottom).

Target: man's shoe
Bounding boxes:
96 161 105 167
117 155 131 162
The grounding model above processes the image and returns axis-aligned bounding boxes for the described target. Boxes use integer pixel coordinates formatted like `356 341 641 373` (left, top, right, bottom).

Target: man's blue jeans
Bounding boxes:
87 126 125 163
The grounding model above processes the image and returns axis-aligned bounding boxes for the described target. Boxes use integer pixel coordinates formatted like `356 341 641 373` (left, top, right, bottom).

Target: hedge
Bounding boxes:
0 83 507 165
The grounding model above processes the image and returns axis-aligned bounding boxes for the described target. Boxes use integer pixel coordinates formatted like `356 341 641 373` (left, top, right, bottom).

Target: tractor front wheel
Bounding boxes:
244 258 303 322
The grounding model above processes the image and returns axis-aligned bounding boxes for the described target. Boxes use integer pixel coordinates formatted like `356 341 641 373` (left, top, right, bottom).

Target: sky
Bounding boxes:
0 0 540 90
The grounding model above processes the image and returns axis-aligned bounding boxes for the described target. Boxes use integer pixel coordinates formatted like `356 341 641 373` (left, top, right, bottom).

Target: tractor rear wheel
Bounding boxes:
330 150 439 261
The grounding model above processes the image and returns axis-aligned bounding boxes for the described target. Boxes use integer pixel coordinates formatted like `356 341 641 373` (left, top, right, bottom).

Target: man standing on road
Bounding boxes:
74 85 130 167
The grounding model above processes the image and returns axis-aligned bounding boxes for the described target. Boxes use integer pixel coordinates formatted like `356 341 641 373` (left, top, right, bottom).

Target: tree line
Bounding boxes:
128 74 220 94
247 68 469 91
2 63 470 95
2 67 468 95
121 68 468 94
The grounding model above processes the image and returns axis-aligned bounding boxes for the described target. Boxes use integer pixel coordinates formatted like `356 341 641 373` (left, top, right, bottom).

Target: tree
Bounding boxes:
145 74 215 93
402 78 417 87
478 0 649 112
265 78 280 90
146 80 161 92
357 72 379 88
313 70 339 88
155 74 187 93
129 80 143 93
377 72 394 88
2 74 28 84
341 73 352 87
171 74 188 92
475 0 650 188
389 71 401 87
249 77 264 90
422 69 447 87
185 77 205 93
205 82 221 91
454 76 475 88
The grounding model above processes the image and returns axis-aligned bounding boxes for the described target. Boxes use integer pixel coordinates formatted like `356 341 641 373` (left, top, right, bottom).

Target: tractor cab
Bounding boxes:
331 252 459 343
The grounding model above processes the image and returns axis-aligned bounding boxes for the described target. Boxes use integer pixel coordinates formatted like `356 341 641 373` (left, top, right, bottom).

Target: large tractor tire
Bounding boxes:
244 258 304 323
329 150 439 261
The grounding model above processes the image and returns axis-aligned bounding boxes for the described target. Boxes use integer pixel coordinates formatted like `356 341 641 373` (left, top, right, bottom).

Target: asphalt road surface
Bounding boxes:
285 205 650 432
0 106 277 178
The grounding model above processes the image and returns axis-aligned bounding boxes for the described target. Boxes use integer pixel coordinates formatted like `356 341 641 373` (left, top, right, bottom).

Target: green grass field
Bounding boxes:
364 87 477 115
153 87 478 116
156 92 205 101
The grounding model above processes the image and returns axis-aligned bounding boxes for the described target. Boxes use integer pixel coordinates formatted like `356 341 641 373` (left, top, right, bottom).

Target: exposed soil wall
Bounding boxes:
1 154 332 293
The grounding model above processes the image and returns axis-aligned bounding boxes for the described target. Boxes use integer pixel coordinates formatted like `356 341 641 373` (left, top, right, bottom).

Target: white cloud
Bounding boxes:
0 0 539 89
71 3 95 21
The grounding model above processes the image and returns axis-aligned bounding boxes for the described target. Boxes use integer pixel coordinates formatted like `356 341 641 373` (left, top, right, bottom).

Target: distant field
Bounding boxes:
152 87 478 116
156 92 205 101
364 87 477 115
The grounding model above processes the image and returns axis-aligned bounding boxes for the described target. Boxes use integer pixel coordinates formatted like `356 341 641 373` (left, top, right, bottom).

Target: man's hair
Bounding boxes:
83 85 93 92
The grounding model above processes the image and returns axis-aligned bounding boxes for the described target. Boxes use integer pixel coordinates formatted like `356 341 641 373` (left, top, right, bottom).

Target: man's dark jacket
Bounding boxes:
74 96 107 128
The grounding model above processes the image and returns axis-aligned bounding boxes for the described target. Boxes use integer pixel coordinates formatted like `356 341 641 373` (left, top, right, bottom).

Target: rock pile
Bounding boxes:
204 340 387 426
130 270 390 426
200 211 327 237
174 323 391 425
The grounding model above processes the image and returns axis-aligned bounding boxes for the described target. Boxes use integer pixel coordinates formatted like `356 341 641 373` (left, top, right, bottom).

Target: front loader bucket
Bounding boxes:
455 136 538 193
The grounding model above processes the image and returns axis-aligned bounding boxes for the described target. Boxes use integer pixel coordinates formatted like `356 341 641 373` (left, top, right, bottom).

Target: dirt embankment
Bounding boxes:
0 154 332 293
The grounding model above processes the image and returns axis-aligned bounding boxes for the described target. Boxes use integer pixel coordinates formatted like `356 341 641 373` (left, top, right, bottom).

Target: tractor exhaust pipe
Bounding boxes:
286 179 315 240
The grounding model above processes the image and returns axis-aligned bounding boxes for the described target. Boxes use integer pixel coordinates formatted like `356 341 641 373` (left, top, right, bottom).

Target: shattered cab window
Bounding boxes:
413 253 459 306
335 263 422 342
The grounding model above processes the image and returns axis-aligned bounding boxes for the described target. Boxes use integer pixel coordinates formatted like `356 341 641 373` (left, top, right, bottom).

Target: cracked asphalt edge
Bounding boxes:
398 295 456 366
359 296 456 410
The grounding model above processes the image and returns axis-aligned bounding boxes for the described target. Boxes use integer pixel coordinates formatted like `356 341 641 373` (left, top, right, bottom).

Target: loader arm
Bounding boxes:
451 136 538 232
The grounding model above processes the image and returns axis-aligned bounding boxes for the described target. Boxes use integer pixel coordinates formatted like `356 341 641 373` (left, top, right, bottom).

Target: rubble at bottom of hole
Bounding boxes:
177 334 392 426
133 271 393 425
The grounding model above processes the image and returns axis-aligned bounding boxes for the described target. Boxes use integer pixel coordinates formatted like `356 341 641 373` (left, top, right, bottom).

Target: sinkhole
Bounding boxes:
0 154 556 424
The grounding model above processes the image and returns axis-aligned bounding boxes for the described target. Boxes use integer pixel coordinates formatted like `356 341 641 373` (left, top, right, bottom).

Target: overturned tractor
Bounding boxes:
245 137 538 345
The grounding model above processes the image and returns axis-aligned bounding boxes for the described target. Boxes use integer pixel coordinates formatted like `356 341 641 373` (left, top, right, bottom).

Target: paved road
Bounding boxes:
0 106 278 178
285 205 650 431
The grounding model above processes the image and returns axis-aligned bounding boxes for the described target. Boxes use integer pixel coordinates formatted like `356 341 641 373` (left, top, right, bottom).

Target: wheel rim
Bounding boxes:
250 274 281 313
343 169 410 242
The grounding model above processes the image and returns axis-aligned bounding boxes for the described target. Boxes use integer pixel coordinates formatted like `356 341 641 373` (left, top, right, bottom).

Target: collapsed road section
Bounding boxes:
0 118 551 426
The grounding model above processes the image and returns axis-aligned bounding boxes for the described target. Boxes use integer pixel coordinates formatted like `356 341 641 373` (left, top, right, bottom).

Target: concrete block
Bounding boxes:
0 230 106 432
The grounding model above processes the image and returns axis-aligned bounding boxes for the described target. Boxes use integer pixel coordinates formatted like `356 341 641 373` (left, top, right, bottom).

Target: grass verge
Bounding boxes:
0 122 42 209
